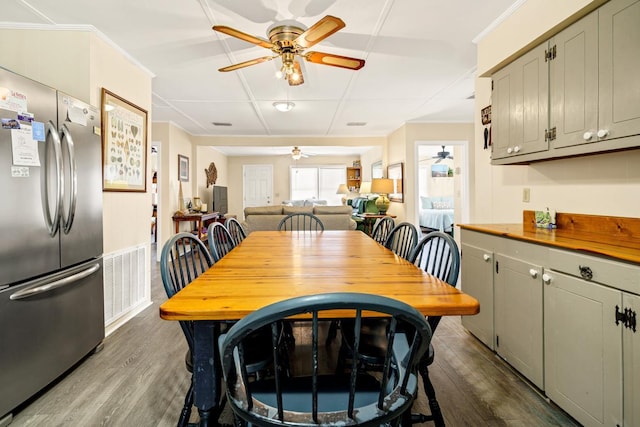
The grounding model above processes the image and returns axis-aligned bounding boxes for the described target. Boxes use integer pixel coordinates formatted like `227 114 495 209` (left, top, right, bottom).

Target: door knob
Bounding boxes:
597 129 609 138
583 131 594 141
529 269 538 278
483 254 491 262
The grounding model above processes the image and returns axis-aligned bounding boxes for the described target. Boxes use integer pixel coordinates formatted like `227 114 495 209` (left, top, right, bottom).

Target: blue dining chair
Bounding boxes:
225 217 247 246
207 222 235 262
384 222 419 260
408 231 461 426
160 232 214 427
219 292 432 427
277 213 325 232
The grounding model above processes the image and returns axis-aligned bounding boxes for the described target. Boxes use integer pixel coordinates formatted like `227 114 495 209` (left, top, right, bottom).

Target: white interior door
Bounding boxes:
243 165 273 208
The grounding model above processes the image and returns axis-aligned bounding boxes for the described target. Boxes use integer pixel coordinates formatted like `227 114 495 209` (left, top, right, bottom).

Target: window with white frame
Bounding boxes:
291 166 346 205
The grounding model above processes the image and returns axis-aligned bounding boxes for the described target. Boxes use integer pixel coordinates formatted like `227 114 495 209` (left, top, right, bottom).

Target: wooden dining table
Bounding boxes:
159 230 479 426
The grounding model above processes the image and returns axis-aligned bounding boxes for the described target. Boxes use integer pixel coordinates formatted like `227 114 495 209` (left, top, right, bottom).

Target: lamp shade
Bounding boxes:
336 184 349 194
359 181 371 194
371 178 394 194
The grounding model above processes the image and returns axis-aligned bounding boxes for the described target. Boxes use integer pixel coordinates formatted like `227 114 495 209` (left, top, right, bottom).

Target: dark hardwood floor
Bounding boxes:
8 244 580 426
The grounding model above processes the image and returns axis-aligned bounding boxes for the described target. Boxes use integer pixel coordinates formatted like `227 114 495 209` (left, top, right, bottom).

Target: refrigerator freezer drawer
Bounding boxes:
0 259 105 418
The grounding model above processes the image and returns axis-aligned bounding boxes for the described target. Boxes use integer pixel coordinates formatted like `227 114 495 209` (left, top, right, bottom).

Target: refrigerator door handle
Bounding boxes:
9 262 100 300
44 121 63 237
60 124 77 234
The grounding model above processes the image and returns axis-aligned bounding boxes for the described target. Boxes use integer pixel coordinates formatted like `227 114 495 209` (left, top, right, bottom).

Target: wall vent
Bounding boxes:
103 245 148 327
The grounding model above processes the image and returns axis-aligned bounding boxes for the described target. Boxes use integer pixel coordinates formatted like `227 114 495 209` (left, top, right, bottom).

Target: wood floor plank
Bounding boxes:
9 244 580 426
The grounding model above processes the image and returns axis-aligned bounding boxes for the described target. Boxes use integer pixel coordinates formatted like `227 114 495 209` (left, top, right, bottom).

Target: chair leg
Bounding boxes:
420 365 445 427
177 379 194 427
325 320 339 346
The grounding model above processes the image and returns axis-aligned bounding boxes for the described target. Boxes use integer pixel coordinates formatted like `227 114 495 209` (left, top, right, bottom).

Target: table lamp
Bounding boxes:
359 181 372 196
371 178 394 214
336 183 350 205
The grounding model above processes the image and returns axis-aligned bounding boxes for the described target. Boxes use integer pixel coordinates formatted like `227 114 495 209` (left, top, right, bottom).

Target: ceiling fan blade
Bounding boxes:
305 51 365 70
218 56 275 72
213 25 274 49
287 61 305 86
295 15 345 49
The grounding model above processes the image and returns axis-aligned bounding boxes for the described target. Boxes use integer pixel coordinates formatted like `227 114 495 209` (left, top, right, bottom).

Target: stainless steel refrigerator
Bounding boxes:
0 67 104 420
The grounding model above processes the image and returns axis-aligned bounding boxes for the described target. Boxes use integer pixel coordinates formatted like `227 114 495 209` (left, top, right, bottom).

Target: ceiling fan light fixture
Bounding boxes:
291 146 302 160
273 101 295 112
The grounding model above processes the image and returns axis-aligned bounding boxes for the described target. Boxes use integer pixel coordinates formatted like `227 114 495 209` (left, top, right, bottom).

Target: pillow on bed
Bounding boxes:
432 200 451 209
420 197 433 209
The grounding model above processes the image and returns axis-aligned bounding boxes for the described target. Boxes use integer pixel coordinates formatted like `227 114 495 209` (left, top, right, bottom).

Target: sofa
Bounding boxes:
242 205 357 233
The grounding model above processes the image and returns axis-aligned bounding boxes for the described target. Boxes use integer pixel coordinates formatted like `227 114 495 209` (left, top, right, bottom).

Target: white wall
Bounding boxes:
473 0 640 224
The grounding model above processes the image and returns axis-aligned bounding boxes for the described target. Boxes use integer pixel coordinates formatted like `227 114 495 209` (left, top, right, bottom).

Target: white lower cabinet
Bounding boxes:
460 238 495 350
460 229 639 427
543 269 622 427
494 254 543 389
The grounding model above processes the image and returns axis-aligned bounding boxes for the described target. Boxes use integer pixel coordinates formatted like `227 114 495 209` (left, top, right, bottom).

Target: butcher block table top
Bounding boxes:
159 230 480 322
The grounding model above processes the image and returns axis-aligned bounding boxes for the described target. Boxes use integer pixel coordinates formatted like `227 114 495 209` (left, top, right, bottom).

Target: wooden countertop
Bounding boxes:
459 220 640 265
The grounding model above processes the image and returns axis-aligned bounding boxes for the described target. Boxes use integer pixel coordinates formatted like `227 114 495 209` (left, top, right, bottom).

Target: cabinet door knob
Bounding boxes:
513 145 521 153
583 131 594 141
597 129 609 138
507 147 513 154
483 254 491 262
542 273 552 285
529 269 538 278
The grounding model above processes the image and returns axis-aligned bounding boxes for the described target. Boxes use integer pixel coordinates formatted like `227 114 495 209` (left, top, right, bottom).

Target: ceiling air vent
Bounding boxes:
347 122 367 126
212 122 232 126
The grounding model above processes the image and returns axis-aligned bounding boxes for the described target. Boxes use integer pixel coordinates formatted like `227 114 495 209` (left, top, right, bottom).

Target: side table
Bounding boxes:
172 211 220 241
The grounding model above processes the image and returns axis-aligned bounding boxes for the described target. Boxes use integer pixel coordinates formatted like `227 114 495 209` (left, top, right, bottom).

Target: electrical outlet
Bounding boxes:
523 188 531 203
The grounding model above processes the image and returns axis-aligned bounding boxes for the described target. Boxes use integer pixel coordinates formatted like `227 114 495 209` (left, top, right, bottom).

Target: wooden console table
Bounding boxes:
172 211 220 241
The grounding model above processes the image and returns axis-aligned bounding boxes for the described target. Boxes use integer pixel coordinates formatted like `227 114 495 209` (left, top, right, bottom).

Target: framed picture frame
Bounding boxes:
481 105 491 125
101 88 148 192
178 154 189 182
388 162 404 203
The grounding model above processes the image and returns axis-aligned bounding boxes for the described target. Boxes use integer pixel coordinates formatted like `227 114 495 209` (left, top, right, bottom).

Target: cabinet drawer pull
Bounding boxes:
513 145 521 153
597 129 609 138
529 269 538 278
578 265 593 280
542 273 552 285
483 254 491 262
507 147 513 154
583 131 594 141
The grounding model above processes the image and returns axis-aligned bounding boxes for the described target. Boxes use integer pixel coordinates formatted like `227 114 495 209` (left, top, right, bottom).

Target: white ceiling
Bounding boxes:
4 0 518 155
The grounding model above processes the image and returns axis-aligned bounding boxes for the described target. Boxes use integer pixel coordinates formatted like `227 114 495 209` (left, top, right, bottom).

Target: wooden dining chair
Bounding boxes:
207 222 236 262
407 231 460 426
219 292 432 427
225 217 247 246
370 216 395 244
160 232 214 427
384 222 419 260
277 213 325 232
161 232 277 427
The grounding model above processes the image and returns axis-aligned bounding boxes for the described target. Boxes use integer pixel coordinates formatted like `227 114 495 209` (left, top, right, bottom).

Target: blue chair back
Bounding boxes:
220 292 432 427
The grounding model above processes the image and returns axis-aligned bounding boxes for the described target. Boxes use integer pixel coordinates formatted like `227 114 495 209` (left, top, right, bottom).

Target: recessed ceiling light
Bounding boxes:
347 122 367 126
273 101 295 112
212 122 232 126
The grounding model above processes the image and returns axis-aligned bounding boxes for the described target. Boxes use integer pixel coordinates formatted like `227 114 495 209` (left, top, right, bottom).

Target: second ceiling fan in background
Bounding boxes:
213 15 365 86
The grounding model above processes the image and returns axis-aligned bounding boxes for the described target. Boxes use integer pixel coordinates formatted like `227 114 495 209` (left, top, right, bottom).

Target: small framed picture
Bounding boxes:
178 154 189 182
481 105 491 125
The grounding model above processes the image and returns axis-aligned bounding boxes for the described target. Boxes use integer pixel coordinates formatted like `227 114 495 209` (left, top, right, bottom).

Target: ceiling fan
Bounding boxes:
433 146 454 163
290 146 312 160
213 15 365 86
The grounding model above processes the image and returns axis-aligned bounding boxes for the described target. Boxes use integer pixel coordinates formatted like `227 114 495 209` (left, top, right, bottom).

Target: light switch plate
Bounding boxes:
523 188 531 203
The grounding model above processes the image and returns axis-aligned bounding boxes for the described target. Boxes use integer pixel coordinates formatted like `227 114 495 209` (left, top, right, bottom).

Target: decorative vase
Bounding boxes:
178 181 185 211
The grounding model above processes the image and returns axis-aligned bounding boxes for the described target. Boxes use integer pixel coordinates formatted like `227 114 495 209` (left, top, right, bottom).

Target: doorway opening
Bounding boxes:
414 141 469 239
